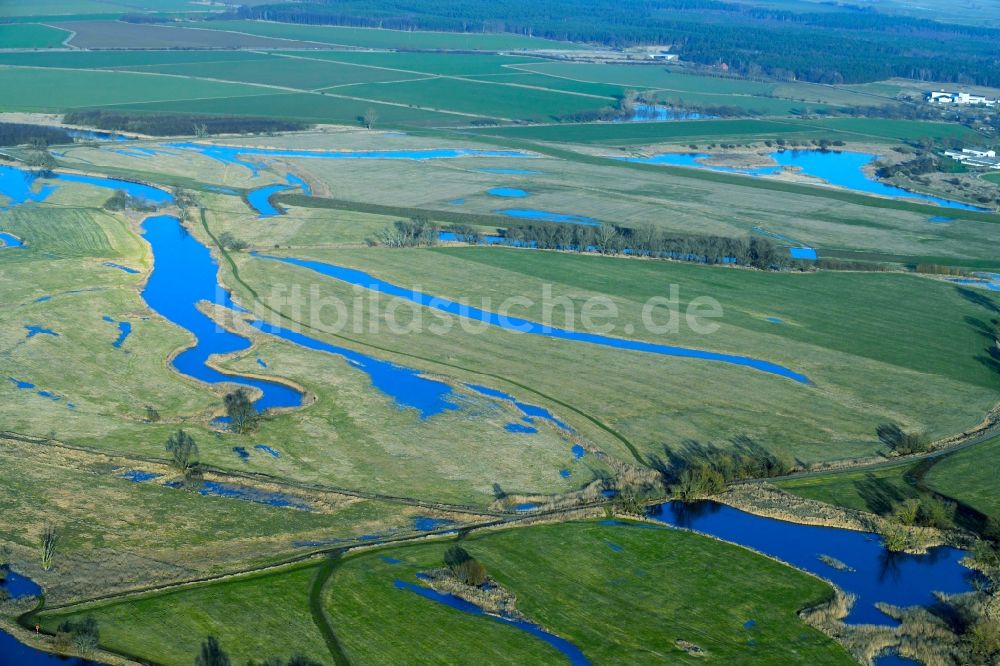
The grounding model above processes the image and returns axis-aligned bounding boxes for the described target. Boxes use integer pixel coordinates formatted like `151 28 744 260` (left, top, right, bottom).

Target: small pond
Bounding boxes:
394 577 589 665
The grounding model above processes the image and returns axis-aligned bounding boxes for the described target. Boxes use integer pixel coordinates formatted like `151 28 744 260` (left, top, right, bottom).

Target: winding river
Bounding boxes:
140 214 304 413
0 150 978 663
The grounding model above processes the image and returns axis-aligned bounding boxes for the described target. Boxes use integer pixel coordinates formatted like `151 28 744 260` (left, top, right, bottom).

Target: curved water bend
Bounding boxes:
140 215 303 412
395 579 589 665
250 320 458 419
0 232 24 249
650 501 975 625
255 255 811 384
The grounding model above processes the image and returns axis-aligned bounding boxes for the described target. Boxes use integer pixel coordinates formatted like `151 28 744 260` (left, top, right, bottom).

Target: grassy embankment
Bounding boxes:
776 435 1000 532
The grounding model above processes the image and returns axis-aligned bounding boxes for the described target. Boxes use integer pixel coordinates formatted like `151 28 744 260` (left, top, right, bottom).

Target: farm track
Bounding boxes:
766 407 1000 484
0 429 505 516
20 497 611 665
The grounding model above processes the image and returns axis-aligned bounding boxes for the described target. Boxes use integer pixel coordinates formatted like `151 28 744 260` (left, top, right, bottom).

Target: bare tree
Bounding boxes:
363 108 378 130
40 525 57 571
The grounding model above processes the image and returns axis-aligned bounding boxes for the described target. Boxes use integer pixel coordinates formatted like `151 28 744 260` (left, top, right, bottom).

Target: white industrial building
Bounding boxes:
944 147 1000 169
927 90 998 106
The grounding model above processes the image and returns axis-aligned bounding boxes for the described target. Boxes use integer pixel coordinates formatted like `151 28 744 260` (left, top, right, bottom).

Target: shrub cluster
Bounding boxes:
444 545 488 587
658 436 792 499
876 423 928 455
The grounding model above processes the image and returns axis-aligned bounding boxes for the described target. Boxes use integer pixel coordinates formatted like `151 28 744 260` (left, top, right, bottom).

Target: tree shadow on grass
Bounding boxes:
956 286 999 314
964 315 998 340
976 346 1000 375
852 473 908 515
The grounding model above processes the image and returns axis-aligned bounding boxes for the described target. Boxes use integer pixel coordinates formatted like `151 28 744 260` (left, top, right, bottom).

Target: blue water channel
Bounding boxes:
0 165 58 209
649 501 976 626
0 164 172 208
394 578 590 665
621 153 780 176
496 209 600 226
246 184 289 218
249 320 458 419
621 104 708 122
254 255 811 384
246 173 313 216
137 215 576 425
0 629 98 666
166 142 536 175
771 151 987 211
139 215 303 413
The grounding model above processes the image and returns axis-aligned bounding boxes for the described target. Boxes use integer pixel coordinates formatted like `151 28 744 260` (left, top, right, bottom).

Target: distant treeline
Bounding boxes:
500 222 790 269
377 218 797 269
0 123 71 147
63 110 311 137
223 0 1000 85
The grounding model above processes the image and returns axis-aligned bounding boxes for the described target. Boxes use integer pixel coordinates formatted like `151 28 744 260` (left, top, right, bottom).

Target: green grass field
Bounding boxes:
105 90 468 126
0 66 273 111
38 563 333 665
293 51 545 77
0 23 72 48
0 50 267 69
983 172 1000 186
468 117 981 145
0 0 213 16
775 431 1000 526
54 19 330 49
775 462 920 516
201 20 585 51
924 436 1000 520
325 521 850 664
340 77 611 121
38 521 851 665
507 62 881 114
117 56 419 90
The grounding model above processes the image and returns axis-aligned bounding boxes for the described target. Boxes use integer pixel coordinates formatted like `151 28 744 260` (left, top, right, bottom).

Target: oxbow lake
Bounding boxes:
624 150 987 211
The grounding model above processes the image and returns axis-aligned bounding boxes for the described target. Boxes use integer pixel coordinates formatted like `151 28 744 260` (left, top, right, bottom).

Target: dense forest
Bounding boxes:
63 111 311 137
225 0 1000 85
0 123 71 147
